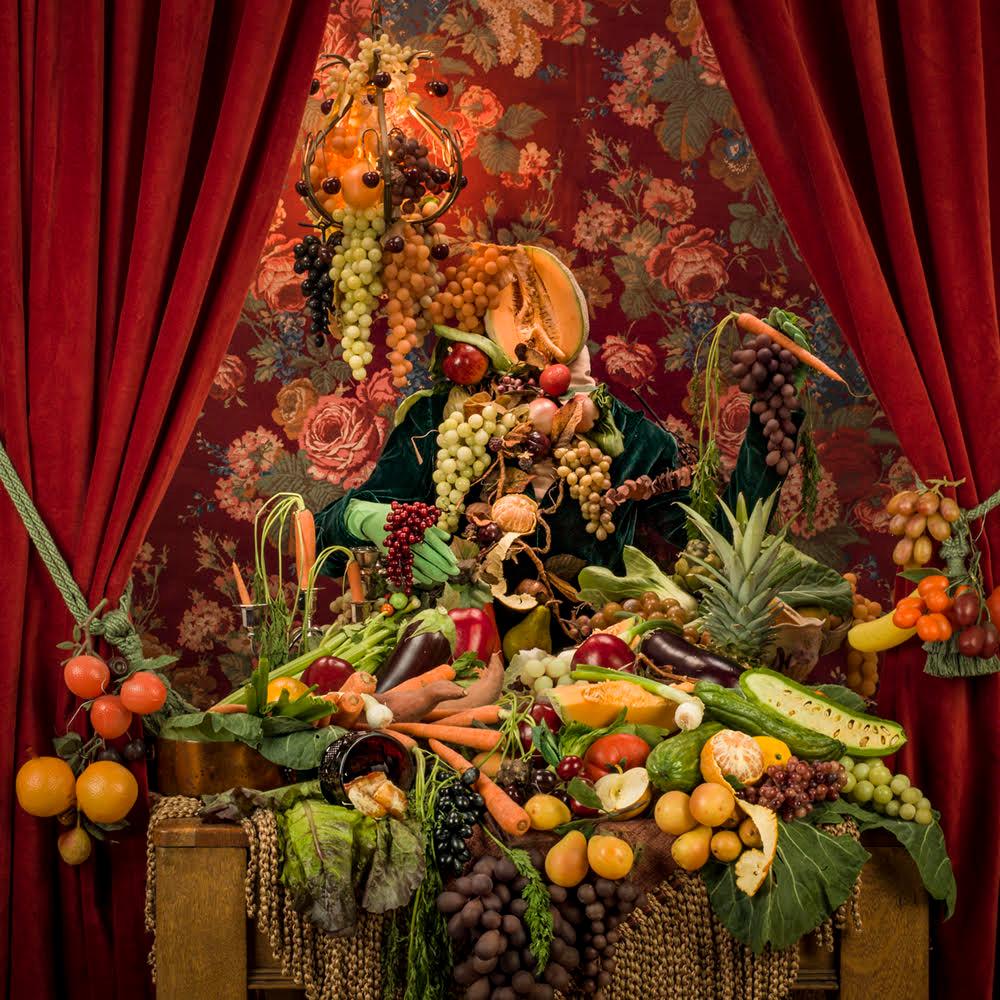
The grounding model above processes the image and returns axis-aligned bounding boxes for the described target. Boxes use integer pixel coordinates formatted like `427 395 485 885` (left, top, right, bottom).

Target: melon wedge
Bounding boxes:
485 245 588 363
548 680 678 730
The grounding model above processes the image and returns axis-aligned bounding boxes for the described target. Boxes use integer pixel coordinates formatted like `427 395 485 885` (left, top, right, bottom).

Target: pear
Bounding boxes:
58 825 92 866
502 606 552 661
544 830 588 887
670 824 712 872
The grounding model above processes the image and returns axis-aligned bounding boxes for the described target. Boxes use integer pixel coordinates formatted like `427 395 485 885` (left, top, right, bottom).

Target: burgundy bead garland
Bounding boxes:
383 500 440 593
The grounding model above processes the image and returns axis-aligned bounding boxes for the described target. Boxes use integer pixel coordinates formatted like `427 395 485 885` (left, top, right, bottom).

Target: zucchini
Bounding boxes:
740 668 906 758
646 721 723 792
695 681 845 760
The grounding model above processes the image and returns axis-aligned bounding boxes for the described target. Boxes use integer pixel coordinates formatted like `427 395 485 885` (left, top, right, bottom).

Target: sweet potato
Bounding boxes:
378 680 464 722
424 654 504 721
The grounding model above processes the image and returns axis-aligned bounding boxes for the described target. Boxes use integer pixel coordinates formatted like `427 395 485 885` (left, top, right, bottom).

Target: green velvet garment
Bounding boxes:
314 388 787 575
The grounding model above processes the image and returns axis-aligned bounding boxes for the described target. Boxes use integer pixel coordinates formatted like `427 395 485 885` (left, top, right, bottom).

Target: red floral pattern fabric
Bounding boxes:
142 0 907 704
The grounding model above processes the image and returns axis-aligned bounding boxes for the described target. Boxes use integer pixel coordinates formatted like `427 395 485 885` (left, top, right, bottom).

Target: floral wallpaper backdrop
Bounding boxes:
139 0 912 706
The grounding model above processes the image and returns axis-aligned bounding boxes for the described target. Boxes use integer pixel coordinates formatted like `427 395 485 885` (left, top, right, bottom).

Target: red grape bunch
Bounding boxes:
387 129 452 215
293 234 335 347
738 757 848 822
730 335 801 475
382 500 440 594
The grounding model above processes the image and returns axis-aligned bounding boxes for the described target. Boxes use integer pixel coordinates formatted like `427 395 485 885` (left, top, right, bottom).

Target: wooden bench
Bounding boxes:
152 819 928 999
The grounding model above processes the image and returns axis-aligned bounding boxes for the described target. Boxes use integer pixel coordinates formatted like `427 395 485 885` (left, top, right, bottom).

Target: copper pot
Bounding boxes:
154 737 285 797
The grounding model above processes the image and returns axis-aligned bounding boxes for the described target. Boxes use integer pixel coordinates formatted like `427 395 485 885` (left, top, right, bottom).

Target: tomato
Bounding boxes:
120 671 168 715
915 613 952 643
582 734 650 782
986 586 1000 629
917 575 950 598
90 695 133 739
893 604 922 628
63 655 110 699
924 588 953 613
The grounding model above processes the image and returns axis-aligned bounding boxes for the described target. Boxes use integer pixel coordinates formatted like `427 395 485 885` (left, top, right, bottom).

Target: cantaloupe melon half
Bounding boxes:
485 245 589 364
548 680 678 730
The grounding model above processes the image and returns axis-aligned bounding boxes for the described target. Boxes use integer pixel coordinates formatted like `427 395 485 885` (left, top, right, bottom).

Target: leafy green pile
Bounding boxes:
201 781 424 935
578 546 698 614
159 711 344 770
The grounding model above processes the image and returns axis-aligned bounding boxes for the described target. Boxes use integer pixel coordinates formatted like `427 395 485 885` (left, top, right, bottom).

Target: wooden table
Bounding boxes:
152 820 929 1000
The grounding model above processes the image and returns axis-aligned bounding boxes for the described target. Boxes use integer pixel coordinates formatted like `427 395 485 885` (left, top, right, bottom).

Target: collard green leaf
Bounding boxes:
158 711 263 747
702 818 869 952
260 726 345 770
362 816 426 913
808 798 956 916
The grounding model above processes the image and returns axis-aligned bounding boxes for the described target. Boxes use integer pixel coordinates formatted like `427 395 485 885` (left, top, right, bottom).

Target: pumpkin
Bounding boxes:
548 680 678 730
485 245 588 363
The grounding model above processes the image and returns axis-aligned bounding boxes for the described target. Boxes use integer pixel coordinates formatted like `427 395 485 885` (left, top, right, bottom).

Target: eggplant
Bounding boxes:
640 629 743 687
376 625 452 692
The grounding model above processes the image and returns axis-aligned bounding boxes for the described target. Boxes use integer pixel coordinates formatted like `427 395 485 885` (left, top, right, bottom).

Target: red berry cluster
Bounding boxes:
383 501 438 594
738 757 847 822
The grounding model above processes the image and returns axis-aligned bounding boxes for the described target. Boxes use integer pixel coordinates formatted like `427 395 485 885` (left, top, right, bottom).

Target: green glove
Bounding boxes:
344 499 459 587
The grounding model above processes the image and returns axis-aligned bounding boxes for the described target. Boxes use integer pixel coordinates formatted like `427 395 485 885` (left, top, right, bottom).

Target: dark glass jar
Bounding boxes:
318 731 415 805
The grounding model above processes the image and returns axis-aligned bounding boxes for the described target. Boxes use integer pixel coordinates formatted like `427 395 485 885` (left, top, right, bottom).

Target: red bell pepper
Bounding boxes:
448 606 499 661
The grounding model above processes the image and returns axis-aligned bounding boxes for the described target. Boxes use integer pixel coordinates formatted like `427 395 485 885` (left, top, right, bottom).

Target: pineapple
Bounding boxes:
678 493 798 663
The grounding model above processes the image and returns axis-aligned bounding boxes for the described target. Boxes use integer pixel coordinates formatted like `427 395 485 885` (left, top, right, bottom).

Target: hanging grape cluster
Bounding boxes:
730 335 801 475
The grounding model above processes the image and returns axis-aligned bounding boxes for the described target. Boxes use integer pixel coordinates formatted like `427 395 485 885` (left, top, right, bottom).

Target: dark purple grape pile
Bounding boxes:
730 335 801 476
387 130 450 213
433 769 486 875
293 234 335 347
739 757 848 821
382 500 439 593
547 875 643 998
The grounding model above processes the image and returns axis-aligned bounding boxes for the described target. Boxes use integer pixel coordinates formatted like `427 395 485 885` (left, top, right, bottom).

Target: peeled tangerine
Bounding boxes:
733 798 779 897
545 830 589 887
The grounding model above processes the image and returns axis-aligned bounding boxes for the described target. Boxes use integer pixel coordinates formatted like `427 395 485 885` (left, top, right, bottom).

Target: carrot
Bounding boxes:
385 664 456 694
316 691 364 728
346 560 365 603
387 723 502 752
428 738 530 837
432 705 504 727
209 703 248 714
341 671 377 696
294 508 316 582
383 728 418 750
736 312 846 384
232 562 252 606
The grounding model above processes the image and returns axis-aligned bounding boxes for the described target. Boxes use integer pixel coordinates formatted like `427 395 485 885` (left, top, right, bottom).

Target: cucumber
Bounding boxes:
646 722 723 792
695 682 845 760
740 669 906 758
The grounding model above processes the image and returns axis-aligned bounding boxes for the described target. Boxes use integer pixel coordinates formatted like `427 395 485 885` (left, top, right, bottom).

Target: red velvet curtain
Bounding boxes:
0 1 327 996
698 2 1000 996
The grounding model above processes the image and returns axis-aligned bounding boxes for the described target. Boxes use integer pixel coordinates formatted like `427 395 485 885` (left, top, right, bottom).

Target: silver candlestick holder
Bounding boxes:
235 603 268 659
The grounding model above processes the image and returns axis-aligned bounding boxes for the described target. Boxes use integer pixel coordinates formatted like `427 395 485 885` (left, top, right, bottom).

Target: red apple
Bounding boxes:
528 397 558 434
300 656 355 694
539 363 571 396
442 343 489 385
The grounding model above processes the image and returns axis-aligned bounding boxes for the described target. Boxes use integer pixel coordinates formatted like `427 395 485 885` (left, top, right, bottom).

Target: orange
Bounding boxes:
752 736 791 770
266 677 309 704
700 729 765 787
75 761 138 824
16 756 76 817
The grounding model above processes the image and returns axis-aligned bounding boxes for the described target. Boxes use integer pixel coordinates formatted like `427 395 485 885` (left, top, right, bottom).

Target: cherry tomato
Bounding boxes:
582 734 650 782
917 575 950 598
924 588 953 613
915 613 952 643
